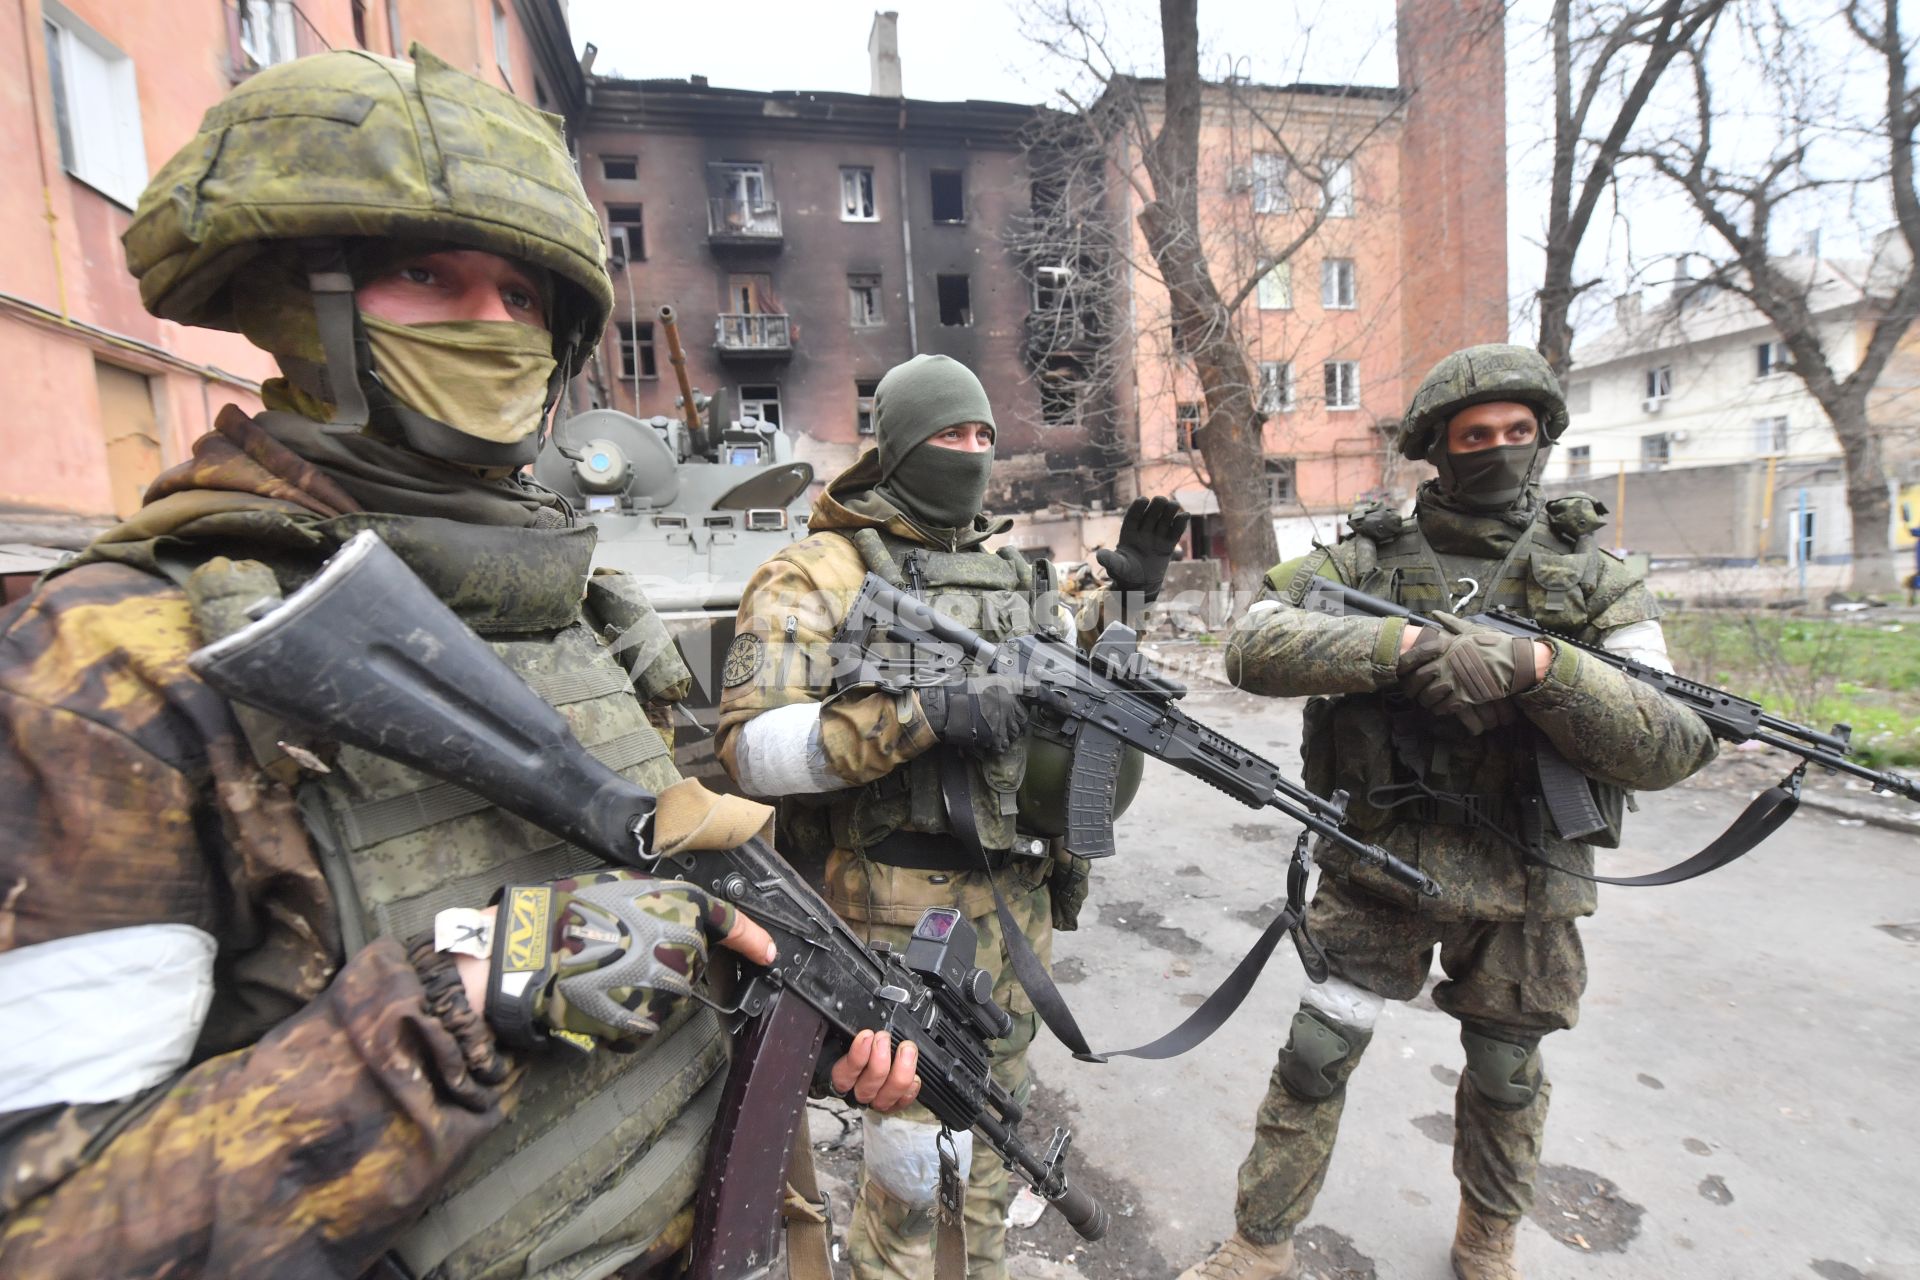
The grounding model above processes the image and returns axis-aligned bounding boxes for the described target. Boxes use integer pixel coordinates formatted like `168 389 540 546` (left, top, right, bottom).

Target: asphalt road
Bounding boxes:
1001 685 1920 1280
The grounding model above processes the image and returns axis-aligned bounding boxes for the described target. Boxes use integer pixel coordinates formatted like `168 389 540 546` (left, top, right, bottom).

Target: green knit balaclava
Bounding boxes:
872 354 997 531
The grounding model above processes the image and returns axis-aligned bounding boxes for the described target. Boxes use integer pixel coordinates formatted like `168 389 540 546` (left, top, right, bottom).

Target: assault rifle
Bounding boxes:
187 532 1108 1280
1298 578 1918 884
832 571 1440 897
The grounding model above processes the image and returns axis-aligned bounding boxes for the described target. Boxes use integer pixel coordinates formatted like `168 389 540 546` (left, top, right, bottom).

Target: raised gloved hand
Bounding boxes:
487 870 750 1052
1396 612 1539 736
1096 496 1190 604
917 674 1029 755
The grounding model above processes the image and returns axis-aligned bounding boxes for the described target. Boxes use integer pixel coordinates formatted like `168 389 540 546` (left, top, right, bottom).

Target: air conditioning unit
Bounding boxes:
1668 429 1690 444
1642 397 1665 413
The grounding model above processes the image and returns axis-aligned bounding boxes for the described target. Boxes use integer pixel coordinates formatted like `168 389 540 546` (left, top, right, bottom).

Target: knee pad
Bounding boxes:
862 1114 974 1207
1276 1005 1372 1102
1460 1028 1543 1110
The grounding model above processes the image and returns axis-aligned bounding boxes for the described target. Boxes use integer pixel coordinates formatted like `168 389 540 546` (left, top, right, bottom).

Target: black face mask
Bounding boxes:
1434 441 1541 510
876 442 994 532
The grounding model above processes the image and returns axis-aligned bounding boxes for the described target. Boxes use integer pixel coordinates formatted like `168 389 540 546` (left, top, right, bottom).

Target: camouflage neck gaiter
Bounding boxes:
363 315 558 445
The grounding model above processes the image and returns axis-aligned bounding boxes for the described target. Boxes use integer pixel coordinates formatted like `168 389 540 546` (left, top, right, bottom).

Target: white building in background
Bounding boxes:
1547 256 1859 486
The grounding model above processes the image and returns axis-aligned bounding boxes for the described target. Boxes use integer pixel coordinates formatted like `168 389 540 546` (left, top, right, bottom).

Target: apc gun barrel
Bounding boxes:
658 304 706 453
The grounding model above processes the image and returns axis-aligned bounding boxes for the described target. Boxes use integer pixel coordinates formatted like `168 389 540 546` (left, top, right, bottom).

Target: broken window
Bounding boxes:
841 166 878 220
1175 401 1203 451
849 273 883 327
1256 260 1292 310
936 274 972 326
1321 259 1356 309
1324 361 1358 409
857 379 880 435
602 155 637 181
930 169 965 223
1034 264 1073 312
615 320 657 380
738 383 782 428
607 204 645 262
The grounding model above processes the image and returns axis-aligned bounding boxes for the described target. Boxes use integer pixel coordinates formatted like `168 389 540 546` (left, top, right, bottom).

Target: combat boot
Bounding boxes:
1450 1200 1522 1280
1177 1232 1299 1280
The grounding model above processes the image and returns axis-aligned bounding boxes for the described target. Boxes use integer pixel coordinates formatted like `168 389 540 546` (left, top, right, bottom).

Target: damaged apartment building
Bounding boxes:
573 14 1119 557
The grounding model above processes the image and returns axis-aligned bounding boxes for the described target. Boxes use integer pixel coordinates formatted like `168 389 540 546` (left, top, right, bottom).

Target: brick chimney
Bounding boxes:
1396 0 1508 383
869 11 902 97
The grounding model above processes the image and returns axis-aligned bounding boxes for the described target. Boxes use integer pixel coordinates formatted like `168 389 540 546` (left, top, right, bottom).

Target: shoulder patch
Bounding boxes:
722 633 765 687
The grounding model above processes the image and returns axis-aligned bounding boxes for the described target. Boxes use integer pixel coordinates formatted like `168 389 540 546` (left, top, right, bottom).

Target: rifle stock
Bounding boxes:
187 532 1109 1278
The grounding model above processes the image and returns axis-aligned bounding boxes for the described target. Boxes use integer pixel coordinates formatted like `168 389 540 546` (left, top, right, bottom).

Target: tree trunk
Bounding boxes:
1830 401 1898 592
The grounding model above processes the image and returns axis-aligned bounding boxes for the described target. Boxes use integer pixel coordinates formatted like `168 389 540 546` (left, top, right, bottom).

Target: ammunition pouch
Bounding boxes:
1276 1006 1372 1102
1460 1027 1543 1110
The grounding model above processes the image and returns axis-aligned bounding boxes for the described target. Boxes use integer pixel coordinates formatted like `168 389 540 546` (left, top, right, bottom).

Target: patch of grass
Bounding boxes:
1663 612 1920 768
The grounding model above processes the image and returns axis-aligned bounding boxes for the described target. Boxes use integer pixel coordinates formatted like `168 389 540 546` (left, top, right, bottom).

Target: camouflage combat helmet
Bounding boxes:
124 45 612 467
1400 344 1569 461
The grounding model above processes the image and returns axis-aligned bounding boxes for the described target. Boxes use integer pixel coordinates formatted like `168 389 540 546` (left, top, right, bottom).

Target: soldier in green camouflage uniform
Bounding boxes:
1178 345 1717 1280
716 355 1184 1280
0 47 907 1280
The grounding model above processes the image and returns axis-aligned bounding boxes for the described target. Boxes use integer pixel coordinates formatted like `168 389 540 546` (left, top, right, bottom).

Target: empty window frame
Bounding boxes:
1250 152 1291 214
1324 360 1359 410
738 383 782 427
1645 365 1673 401
607 204 645 262
1321 259 1357 310
856 379 880 435
1265 458 1297 506
849 273 884 327
936 274 972 326
602 155 638 181
1755 415 1790 454
1565 444 1592 478
1033 264 1074 312
1257 361 1295 414
1640 432 1670 470
930 169 965 223
1756 339 1789 377
1040 377 1079 428
43 3 148 208
1321 161 1355 217
1175 401 1203 451
1256 260 1292 311
841 166 878 220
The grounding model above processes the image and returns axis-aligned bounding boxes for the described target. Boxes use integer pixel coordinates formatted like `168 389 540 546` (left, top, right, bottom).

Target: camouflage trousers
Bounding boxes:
1234 877 1587 1243
847 880 1050 1280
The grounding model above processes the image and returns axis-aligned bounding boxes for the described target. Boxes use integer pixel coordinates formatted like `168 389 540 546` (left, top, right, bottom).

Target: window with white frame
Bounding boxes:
1566 444 1592 478
1324 360 1358 409
1755 339 1788 377
1321 259 1357 310
1640 432 1670 470
236 0 298 68
738 383 782 427
1754 416 1789 454
1321 162 1354 217
1644 365 1672 401
1251 152 1291 214
1256 260 1292 310
840 166 878 221
848 273 883 327
607 204 644 262
856 379 879 435
1265 457 1297 506
41 3 148 209
492 1 513 85
1257 361 1295 413
1033 264 1073 312
1175 401 1203 451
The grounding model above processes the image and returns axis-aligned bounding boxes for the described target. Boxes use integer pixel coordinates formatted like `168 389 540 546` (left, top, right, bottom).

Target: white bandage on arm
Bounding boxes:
731 702 847 797
1600 619 1675 674
0 924 217 1110
1301 974 1387 1031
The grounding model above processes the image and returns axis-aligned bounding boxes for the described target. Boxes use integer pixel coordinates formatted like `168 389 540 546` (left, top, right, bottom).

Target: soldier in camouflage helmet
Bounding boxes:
717 353 1186 1280
1178 344 1716 1280
0 47 910 1278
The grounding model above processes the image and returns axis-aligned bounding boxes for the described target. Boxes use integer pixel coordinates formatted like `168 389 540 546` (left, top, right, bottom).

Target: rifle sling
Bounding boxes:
938 754 1296 1064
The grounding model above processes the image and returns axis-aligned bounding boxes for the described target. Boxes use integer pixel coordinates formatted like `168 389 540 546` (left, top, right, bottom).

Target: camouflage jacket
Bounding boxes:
1225 487 1717 922
0 410 655 1278
715 452 1090 927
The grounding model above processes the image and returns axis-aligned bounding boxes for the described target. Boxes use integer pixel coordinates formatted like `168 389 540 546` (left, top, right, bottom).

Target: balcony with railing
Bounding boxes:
707 199 784 246
714 313 792 360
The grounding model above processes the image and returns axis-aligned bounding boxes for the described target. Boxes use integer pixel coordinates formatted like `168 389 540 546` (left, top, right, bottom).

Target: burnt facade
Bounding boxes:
573 77 1112 510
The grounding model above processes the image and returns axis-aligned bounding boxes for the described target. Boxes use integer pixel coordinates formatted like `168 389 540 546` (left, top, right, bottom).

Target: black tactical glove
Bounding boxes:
488 869 738 1052
1095 496 1190 604
1395 611 1536 736
917 675 1029 755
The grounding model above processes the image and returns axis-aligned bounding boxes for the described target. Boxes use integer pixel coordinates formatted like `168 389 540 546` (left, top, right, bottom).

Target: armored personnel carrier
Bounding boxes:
534 307 813 776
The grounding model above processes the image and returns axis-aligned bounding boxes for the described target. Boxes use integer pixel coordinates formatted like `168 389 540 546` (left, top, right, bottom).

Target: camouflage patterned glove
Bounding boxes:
1396 611 1535 736
488 870 737 1052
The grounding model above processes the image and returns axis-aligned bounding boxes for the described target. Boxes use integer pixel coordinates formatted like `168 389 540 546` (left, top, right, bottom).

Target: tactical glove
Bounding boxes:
1095 496 1190 604
1396 611 1537 736
917 675 1029 755
487 870 737 1052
